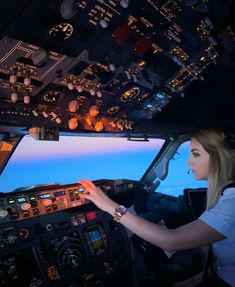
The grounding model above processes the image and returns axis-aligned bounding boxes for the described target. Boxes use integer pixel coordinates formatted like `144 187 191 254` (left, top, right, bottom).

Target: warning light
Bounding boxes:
86 211 97 221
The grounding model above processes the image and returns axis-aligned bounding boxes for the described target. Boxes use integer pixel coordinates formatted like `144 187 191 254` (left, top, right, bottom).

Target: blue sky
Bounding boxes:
0 136 206 195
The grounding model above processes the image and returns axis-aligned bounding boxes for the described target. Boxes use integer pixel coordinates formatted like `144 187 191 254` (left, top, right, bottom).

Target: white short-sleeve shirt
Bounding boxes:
199 187 235 286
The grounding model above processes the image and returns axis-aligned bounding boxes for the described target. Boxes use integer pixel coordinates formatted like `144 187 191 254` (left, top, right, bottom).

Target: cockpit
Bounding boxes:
0 132 208 287
0 0 235 286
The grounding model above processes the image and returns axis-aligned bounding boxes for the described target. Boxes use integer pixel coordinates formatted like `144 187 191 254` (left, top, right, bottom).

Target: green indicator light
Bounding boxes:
7 198 16 204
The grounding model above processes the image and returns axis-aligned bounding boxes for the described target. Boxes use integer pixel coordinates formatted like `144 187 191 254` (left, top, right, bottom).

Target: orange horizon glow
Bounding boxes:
13 136 164 162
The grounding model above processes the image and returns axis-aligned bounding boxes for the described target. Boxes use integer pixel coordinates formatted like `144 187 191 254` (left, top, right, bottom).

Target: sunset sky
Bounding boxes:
0 136 163 192
0 136 206 194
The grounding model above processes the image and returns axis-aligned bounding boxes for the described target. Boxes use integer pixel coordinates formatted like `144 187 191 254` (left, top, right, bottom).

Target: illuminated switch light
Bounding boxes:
89 89 96 96
32 110 39 117
76 85 83 93
24 77 31 86
68 117 78 129
86 211 97 220
55 117 62 124
96 90 102 98
68 99 79 113
89 105 99 117
9 74 18 84
67 82 75 90
85 117 92 126
10 75 17 85
117 122 124 130
95 121 104 132
50 112 57 119
24 95 30 104
42 111 49 118
11 92 18 103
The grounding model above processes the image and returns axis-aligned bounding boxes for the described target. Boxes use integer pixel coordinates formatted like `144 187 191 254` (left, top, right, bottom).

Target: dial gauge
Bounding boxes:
121 87 142 102
107 106 120 115
48 22 74 42
41 90 64 105
18 228 29 239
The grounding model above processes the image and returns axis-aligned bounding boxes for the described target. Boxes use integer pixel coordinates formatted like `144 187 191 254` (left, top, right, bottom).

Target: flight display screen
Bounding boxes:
54 190 65 197
84 223 108 256
36 193 51 200
17 197 26 203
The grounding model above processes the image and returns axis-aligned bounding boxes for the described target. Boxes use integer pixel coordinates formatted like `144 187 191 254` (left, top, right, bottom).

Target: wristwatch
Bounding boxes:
113 205 127 222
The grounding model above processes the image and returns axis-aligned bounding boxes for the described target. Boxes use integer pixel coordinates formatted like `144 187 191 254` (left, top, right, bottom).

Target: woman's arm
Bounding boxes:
78 180 225 251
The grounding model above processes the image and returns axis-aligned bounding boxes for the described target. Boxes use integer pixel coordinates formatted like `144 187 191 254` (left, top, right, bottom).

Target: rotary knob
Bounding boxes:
18 228 29 239
99 19 108 29
46 223 54 231
89 105 99 117
21 202 31 211
76 85 83 92
68 117 78 129
120 0 129 8
9 74 18 84
11 92 18 103
0 208 8 218
42 199 53 206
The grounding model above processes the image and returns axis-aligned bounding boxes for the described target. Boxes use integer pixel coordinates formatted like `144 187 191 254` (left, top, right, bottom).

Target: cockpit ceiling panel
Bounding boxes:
0 0 234 136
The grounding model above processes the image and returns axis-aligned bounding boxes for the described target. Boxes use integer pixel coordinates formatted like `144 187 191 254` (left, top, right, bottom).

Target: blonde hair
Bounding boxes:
192 126 235 209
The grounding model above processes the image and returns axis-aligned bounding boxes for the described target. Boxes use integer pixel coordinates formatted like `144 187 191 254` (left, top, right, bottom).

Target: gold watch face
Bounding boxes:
113 205 127 222
115 205 127 215
48 22 74 42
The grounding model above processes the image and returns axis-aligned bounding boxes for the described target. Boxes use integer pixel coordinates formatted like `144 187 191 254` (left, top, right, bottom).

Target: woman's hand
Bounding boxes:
78 179 118 214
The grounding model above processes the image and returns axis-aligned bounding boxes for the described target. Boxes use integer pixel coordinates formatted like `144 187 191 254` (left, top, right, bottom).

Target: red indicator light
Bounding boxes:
86 211 97 221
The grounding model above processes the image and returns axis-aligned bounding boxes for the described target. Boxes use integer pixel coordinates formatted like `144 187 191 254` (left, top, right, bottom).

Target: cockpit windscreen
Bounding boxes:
0 136 164 193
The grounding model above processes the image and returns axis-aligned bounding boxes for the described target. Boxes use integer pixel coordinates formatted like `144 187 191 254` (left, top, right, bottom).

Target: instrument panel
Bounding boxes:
0 0 234 136
0 184 85 222
0 179 139 287
0 179 136 223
